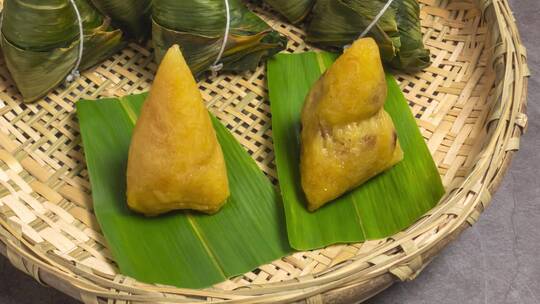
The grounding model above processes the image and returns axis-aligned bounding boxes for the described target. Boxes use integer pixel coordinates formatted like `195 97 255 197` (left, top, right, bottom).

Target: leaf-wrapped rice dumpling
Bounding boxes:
127 45 230 216
1 0 124 102
152 0 287 77
300 38 403 211
89 0 151 39
261 0 314 24
306 0 430 72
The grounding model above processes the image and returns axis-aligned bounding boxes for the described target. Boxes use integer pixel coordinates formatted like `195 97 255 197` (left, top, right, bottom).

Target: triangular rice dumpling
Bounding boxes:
0 0 124 102
126 45 230 216
300 38 403 211
152 0 286 76
306 0 430 72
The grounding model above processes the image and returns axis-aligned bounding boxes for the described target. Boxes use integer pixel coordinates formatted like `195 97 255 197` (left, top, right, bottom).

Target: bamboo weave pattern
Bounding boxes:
0 0 529 303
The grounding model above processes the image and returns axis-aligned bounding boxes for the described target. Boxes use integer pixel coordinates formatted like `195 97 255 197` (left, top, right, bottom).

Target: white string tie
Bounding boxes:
209 0 231 76
66 0 84 83
344 0 395 50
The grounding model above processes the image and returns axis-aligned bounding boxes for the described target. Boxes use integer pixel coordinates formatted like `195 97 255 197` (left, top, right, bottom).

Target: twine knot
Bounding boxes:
209 63 224 73
66 70 80 83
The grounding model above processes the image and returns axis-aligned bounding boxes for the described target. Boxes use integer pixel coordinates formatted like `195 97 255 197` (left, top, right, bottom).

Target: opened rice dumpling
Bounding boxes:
1 0 124 102
261 0 314 23
127 45 230 216
89 0 151 39
152 0 287 77
306 0 430 72
300 38 403 211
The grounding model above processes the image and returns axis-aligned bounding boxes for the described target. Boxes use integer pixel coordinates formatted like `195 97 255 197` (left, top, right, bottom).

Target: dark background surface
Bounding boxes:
0 0 538 303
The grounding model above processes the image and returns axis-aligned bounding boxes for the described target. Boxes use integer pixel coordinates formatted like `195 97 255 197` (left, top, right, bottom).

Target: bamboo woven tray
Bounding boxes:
0 0 529 303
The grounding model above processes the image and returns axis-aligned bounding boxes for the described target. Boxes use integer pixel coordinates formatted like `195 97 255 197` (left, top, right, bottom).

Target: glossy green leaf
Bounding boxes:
77 94 291 288
1 0 124 102
152 0 287 76
306 0 430 72
268 52 444 250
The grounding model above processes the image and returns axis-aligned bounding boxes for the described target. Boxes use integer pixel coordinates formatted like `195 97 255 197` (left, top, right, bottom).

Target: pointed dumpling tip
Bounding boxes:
316 38 387 126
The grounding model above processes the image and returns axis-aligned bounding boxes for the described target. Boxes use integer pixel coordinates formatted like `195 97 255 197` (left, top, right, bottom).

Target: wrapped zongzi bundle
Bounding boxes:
152 0 287 76
89 0 151 39
306 0 430 72
300 38 403 211
1 0 124 102
127 45 230 216
261 0 314 23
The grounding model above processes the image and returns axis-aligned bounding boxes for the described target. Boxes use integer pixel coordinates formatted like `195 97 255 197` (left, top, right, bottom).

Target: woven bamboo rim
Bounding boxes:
0 0 529 303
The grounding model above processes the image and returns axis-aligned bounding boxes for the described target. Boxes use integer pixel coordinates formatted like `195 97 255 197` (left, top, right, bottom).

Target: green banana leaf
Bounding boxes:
89 0 151 39
152 0 287 77
268 52 444 250
1 0 125 103
77 94 291 288
259 0 314 24
306 0 430 72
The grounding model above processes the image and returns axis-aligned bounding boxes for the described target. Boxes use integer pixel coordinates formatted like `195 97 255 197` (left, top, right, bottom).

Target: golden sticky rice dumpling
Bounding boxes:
126 45 229 216
300 38 404 211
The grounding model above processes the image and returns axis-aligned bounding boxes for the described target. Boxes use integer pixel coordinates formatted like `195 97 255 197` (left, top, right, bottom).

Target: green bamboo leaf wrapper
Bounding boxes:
1 0 125 102
2 0 78 50
77 94 291 288
306 0 430 72
89 0 151 39
152 0 287 76
260 0 314 24
268 52 444 250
